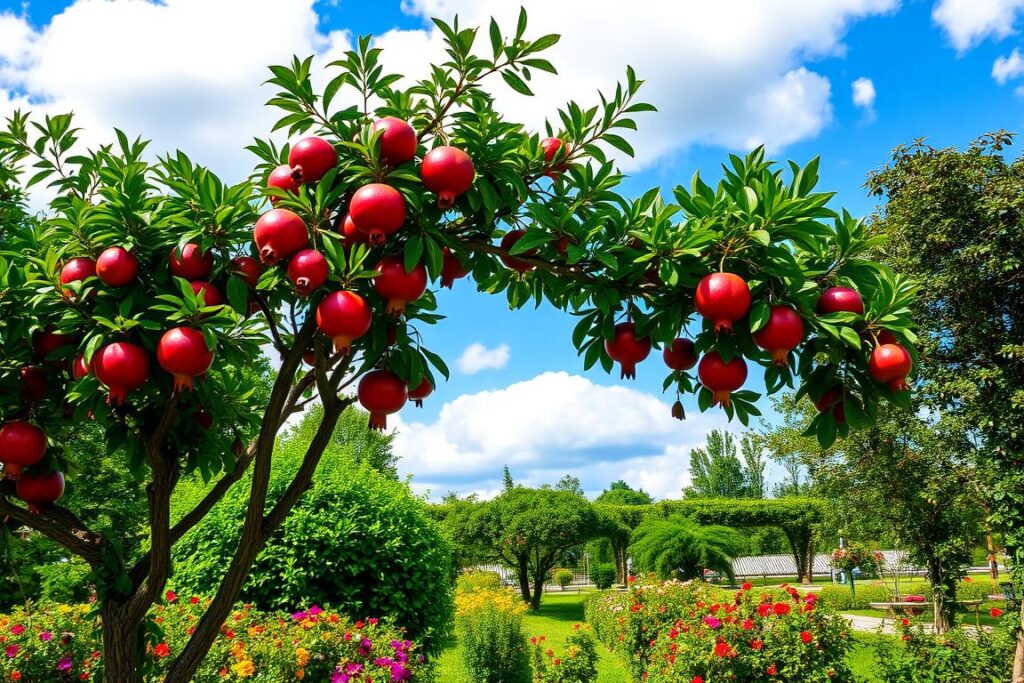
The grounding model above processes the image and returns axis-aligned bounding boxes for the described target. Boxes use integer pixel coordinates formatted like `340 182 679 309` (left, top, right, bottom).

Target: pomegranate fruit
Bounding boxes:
194 409 213 430
190 281 224 308
440 247 469 288
604 322 652 379
698 351 748 407
695 272 751 334
817 286 864 315
814 386 846 424
875 329 898 346
157 327 215 391
17 470 65 512
357 369 408 430
32 327 76 359
91 341 151 404
96 247 138 287
60 257 96 286
499 230 537 272
349 184 407 246
541 137 569 178
374 256 427 315
408 377 433 408
373 117 417 166
2 463 22 480
72 354 90 380
288 136 338 184
287 249 330 295
0 421 47 467
752 305 805 366
267 164 300 204
339 213 369 248
254 208 309 265
421 146 474 208
231 256 263 288
868 343 913 391
663 338 698 372
169 244 213 280
20 366 47 401
316 291 373 353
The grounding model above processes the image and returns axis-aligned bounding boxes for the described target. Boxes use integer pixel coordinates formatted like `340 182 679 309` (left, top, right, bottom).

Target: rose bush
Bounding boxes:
530 626 598 683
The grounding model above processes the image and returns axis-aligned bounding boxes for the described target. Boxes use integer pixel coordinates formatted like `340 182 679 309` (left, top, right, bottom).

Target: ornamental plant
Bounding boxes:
530 626 599 683
455 587 531 683
0 8 916 681
553 568 575 590
829 543 881 573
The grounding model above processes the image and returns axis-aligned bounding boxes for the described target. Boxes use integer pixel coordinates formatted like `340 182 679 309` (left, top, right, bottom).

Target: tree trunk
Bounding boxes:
531 569 545 611
517 556 532 604
101 602 140 683
927 556 954 634
987 530 999 580
803 537 814 584
1013 598 1024 683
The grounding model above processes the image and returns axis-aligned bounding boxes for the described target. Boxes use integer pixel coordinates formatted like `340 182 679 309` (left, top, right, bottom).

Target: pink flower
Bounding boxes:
702 617 722 629
58 657 73 671
40 631 52 642
6 644 19 658
10 625 24 635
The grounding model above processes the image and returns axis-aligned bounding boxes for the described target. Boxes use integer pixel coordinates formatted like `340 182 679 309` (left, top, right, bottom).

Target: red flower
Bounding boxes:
773 602 791 616
713 641 736 658
154 643 170 659
12 673 22 681
553 658 561 666
990 608 1004 618
800 630 813 644
767 663 778 676
751 639 764 651
742 582 752 591
190 596 200 605
742 619 754 630
901 618 910 627
757 603 772 617
165 591 177 603
691 677 704 683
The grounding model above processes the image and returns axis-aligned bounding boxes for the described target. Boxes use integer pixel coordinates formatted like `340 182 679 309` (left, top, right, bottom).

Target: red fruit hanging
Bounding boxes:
60 257 96 286
194 409 214 430
698 351 748 407
254 208 309 265
316 291 372 353
373 117 417 166
339 213 369 248
814 386 846 424
91 341 151 404
16 471 65 513
288 136 338 184
499 230 537 272
440 247 469 288
752 305 805 366
32 327 76 359
421 146 474 208
20 366 47 401
868 343 913 391
349 184 407 246
663 338 698 372
374 256 427 315
695 272 752 334
231 256 263 288
358 369 408 431
2 463 22 480
287 249 330 296
604 322 652 379
408 377 433 408
0 421 48 467
169 244 213 280
96 247 139 287
190 281 224 308
875 330 898 346
267 164 300 204
541 137 568 178
817 286 864 315
157 327 215 391
72 355 90 380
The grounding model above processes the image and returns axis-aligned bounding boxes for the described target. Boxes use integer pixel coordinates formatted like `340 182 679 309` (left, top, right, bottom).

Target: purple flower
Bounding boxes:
702 616 722 629
344 663 364 674
57 657 73 671
308 605 323 616
5 645 18 658
331 673 347 683
358 637 373 656
391 663 412 681
291 610 309 621
40 631 53 642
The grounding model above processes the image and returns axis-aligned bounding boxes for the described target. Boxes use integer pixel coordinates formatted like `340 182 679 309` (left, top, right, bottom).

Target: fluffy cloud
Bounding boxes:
851 76 877 121
993 48 1024 84
455 342 511 374
932 0 1024 51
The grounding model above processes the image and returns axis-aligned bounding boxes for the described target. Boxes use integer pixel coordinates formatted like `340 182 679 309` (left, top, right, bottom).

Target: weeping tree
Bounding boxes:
630 515 745 582
0 9 917 682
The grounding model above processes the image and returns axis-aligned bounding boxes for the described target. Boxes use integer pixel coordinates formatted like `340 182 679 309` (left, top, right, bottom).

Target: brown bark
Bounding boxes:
1013 599 1024 683
100 602 139 683
517 556 532 604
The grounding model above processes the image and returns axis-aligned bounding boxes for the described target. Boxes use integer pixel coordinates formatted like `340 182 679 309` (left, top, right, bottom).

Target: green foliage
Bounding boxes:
37 558 92 604
629 515 744 581
531 628 599 683
457 570 504 593
456 588 531 683
594 481 652 506
553 569 574 589
589 564 616 590
817 582 894 611
683 430 765 499
873 616 1017 682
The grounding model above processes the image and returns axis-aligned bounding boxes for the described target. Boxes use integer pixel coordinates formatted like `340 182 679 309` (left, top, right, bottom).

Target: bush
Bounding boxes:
455 588 531 683
920 577 1002 603
458 570 504 593
817 582 892 610
589 563 616 590
37 558 92 604
531 627 599 683
553 569 575 590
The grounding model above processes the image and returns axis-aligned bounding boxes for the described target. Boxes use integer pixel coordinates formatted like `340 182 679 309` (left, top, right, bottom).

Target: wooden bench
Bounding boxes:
868 601 932 623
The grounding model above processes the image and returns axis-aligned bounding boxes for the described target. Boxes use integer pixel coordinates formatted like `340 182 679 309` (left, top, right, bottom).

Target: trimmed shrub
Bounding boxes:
920 577 1002 603
817 582 892 611
531 627 599 683
589 563 616 590
553 568 575 590
458 570 505 593
456 588 531 683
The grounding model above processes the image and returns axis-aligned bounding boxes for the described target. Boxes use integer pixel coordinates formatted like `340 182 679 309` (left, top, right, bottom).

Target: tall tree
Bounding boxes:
684 430 763 498
629 515 744 582
741 435 767 499
593 481 653 583
555 474 584 497
502 465 515 491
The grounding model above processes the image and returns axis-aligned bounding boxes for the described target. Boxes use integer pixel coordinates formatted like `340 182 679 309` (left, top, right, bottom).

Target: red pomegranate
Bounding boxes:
357 369 408 431
231 256 263 288
817 286 864 315
604 322 652 379
698 351 748 407
157 327 215 391
16 471 65 512
2 463 22 480
440 247 469 288
499 230 537 272
349 184 407 246
288 136 338 184
868 343 913 391
91 341 151 404
72 354 90 380
695 272 751 334
421 146 474 208
663 338 698 372
95 247 139 287
254 208 309 265
0 421 47 467
169 244 213 280
194 409 214 430
373 117 417 166
32 327 76 359
316 291 373 353
752 305 805 366
541 137 569 178
20 366 47 401
190 281 224 308
60 257 96 287
875 329 898 346
287 249 330 295
267 164 300 204
339 213 369 248
814 386 846 424
374 256 427 315
408 377 433 408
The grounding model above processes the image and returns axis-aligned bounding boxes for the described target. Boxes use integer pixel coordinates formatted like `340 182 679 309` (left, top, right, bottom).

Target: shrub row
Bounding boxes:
873 616 1017 682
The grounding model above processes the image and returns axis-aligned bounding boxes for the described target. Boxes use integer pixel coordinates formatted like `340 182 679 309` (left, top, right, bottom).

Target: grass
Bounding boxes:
848 632 892 682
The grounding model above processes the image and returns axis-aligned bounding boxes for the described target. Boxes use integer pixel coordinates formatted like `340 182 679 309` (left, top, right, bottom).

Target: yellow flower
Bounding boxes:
58 605 73 614
230 641 246 660
231 660 255 678
296 647 310 667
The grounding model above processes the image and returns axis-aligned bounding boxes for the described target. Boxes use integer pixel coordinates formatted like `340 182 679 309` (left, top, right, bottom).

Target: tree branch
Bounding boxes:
0 484 108 566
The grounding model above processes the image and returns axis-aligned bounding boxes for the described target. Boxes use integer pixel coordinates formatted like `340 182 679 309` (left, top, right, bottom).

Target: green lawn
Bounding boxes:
848 632 891 682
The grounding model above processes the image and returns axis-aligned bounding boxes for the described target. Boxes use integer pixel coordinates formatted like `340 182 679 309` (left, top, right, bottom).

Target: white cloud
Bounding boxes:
851 76 877 121
993 48 1024 83
932 0 1024 51
455 342 510 374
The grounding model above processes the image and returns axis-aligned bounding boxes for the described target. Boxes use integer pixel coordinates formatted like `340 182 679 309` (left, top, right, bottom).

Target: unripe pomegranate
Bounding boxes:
32 327 76 359
231 256 263 288
499 230 537 272
0 421 47 467
373 117 417 166
339 213 369 248
349 184 407 246
604 322 652 379
169 244 213 280
288 136 338 184
358 369 408 431
60 257 96 287
20 366 47 401
817 286 864 315
440 247 469 288
698 351 748 407
663 338 698 372
72 355 90 380
316 291 372 353
421 146 474 208
16 471 65 513
408 377 433 408
190 281 224 308
254 208 309 265
374 256 427 315
92 341 151 404
752 305 805 366
287 249 330 295
695 272 751 334
157 327 215 391
868 343 913 391
814 386 846 424
94 247 138 287
267 164 300 204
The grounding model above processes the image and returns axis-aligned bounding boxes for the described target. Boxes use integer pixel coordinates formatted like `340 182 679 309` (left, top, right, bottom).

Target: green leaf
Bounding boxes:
501 70 533 96
748 301 770 333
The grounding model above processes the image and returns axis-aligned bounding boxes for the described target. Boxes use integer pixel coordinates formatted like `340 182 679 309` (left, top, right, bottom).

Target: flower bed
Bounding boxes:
455 587 530 683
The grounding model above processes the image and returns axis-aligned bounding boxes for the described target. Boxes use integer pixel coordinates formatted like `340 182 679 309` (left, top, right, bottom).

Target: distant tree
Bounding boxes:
297 404 398 478
742 436 767 499
592 481 653 584
595 480 653 506
684 430 763 498
555 475 584 497
501 465 516 491
629 515 744 582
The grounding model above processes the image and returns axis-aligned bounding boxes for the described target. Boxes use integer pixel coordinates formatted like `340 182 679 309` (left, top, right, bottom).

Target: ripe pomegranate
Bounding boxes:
752 305 805 366
96 247 139 287
663 338 698 372
698 351 748 407
60 257 96 287
254 208 309 265
92 341 151 404
287 249 330 295
169 244 213 280
408 377 433 408
695 272 751 334
0 421 47 467
814 386 846 424
875 329 899 346
440 247 469 288
339 213 369 248
20 366 47 401
357 369 408 431
316 291 372 353
421 146 474 208
231 256 263 288
194 409 213 430
541 137 569 178
817 286 864 315
2 463 22 480
604 322 652 379
16 471 65 512
373 117 417 166
499 230 537 272
157 327 215 391
288 136 338 184
32 327 76 359
374 256 427 315
267 164 300 204
190 281 224 308
868 343 913 391
72 355 90 380
349 184 407 246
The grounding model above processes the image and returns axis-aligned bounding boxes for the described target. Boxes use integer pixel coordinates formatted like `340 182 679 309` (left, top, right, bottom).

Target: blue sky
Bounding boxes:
2 0 1022 499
